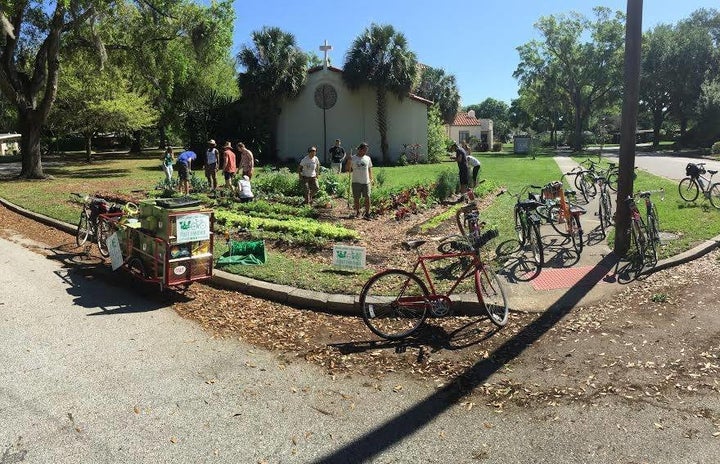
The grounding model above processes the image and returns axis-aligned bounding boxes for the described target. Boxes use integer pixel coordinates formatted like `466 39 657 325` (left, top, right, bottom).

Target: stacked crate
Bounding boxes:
136 199 214 286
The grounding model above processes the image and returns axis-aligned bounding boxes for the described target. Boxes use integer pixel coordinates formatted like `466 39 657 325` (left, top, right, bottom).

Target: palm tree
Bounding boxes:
343 24 418 164
237 27 307 159
413 66 460 124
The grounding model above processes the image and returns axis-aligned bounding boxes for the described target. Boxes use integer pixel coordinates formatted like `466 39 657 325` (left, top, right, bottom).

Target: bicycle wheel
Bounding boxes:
360 270 429 340
645 219 658 267
580 175 597 201
709 183 720 210
569 214 584 254
475 264 509 327
598 193 607 237
76 211 90 246
602 191 613 226
629 221 647 267
514 207 526 244
648 205 660 243
678 177 699 202
97 219 113 258
606 172 618 192
526 220 544 266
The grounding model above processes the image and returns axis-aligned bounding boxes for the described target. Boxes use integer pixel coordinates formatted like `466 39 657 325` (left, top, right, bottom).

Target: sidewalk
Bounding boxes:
2 156 719 315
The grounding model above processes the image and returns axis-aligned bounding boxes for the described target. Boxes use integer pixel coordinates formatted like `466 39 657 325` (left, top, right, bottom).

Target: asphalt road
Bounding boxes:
2 237 719 463
602 151 720 181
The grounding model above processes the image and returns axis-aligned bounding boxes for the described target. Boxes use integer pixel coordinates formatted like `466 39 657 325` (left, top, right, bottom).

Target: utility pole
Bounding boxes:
614 0 643 256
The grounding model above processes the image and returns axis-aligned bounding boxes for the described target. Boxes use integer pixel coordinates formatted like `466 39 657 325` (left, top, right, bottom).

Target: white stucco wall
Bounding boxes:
447 119 494 149
277 68 428 164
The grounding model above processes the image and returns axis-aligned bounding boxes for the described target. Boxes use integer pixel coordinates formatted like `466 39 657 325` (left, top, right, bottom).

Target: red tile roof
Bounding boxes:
451 112 481 126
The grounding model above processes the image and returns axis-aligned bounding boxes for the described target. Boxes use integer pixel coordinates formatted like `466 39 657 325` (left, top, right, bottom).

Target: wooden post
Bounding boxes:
614 0 643 256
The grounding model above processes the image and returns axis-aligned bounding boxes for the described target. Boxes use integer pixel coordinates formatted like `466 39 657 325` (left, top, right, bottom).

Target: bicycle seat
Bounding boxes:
565 189 576 196
401 240 427 251
518 199 541 209
708 170 718 175
569 205 586 215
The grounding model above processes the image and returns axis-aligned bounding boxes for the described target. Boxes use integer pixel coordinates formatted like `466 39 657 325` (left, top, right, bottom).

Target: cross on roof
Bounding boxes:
319 39 332 68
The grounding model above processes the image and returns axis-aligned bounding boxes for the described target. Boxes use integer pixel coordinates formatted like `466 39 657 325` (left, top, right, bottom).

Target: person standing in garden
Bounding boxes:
204 139 219 192
450 141 471 201
161 146 174 185
237 142 254 179
346 142 373 220
176 147 197 196
221 141 237 193
328 138 346 173
466 153 481 188
298 146 320 205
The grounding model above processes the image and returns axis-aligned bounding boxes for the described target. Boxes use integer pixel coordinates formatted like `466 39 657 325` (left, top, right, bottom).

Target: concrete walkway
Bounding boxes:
2 152 720 315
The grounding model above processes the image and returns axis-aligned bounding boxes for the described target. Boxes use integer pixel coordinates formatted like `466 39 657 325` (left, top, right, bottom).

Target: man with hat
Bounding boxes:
205 139 219 192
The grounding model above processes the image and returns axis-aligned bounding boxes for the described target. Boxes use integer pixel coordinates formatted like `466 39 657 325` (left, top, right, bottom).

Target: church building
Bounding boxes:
276 42 431 165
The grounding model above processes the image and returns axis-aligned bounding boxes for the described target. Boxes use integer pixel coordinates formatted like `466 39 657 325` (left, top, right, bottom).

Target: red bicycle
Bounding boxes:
359 204 508 340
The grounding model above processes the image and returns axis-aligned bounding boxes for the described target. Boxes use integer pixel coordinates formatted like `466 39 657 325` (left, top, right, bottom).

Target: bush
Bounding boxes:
252 168 304 197
712 141 720 155
492 141 503 152
432 170 458 201
375 170 386 187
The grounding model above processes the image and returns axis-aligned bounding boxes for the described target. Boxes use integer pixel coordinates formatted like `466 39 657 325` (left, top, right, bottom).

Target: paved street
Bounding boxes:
602 151 720 181
2 235 720 463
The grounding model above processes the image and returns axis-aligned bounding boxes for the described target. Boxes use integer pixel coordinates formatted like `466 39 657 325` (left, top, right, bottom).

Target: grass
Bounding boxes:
2 148 719 293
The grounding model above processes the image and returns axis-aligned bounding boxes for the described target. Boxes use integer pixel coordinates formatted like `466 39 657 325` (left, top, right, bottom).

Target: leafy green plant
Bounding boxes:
375 170 386 187
492 141 503 152
426 104 449 163
189 171 209 192
432 169 458 201
214 210 359 241
712 141 720 155
651 293 667 303
252 168 304 196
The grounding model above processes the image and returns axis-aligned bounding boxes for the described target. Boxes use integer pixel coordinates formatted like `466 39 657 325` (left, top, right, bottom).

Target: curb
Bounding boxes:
2 196 720 315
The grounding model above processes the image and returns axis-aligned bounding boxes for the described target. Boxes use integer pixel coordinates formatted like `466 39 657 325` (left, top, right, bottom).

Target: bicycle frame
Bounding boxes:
410 248 488 302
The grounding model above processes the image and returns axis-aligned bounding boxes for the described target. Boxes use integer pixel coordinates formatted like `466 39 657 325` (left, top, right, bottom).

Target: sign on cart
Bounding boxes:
176 214 210 244
108 233 123 271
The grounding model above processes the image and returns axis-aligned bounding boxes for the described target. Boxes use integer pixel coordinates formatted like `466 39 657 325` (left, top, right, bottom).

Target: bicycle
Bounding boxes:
531 181 586 254
360 205 508 340
592 172 614 237
579 158 619 193
509 187 544 267
625 189 663 269
71 193 137 257
96 202 139 257
678 162 720 209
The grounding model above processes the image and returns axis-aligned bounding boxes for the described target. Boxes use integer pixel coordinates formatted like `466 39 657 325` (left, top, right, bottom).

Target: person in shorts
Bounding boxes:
221 141 237 193
298 146 320 205
237 142 255 179
328 139 346 173
204 139 219 192
346 142 373 219
238 175 254 203
176 148 197 195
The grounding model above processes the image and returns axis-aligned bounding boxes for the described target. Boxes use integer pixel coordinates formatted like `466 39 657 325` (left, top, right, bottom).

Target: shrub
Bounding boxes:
375 170 386 187
397 153 408 166
189 172 209 192
432 169 458 201
426 104 449 163
712 141 720 155
492 141 503 152
252 168 304 197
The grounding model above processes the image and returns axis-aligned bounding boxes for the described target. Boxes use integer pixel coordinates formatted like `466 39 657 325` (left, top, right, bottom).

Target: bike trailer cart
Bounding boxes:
113 198 214 291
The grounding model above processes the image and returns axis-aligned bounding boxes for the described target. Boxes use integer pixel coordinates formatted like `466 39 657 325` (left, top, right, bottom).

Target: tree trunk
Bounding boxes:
572 93 583 152
84 132 93 162
376 87 389 164
18 111 45 179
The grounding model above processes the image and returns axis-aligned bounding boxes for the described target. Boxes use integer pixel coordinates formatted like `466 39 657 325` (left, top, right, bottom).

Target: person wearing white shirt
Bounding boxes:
466 154 482 187
298 146 321 205
237 175 254 203
345 142 374 219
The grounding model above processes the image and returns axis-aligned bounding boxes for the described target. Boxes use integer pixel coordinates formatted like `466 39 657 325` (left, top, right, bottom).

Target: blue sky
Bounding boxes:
230 0 715 106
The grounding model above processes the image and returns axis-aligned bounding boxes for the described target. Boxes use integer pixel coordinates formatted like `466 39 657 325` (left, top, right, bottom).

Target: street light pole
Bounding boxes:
614 0 643 256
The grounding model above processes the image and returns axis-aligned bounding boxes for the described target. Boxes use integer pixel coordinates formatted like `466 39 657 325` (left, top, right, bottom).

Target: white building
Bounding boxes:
447 110 493 150
0 133 21 156
277 64 431 164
